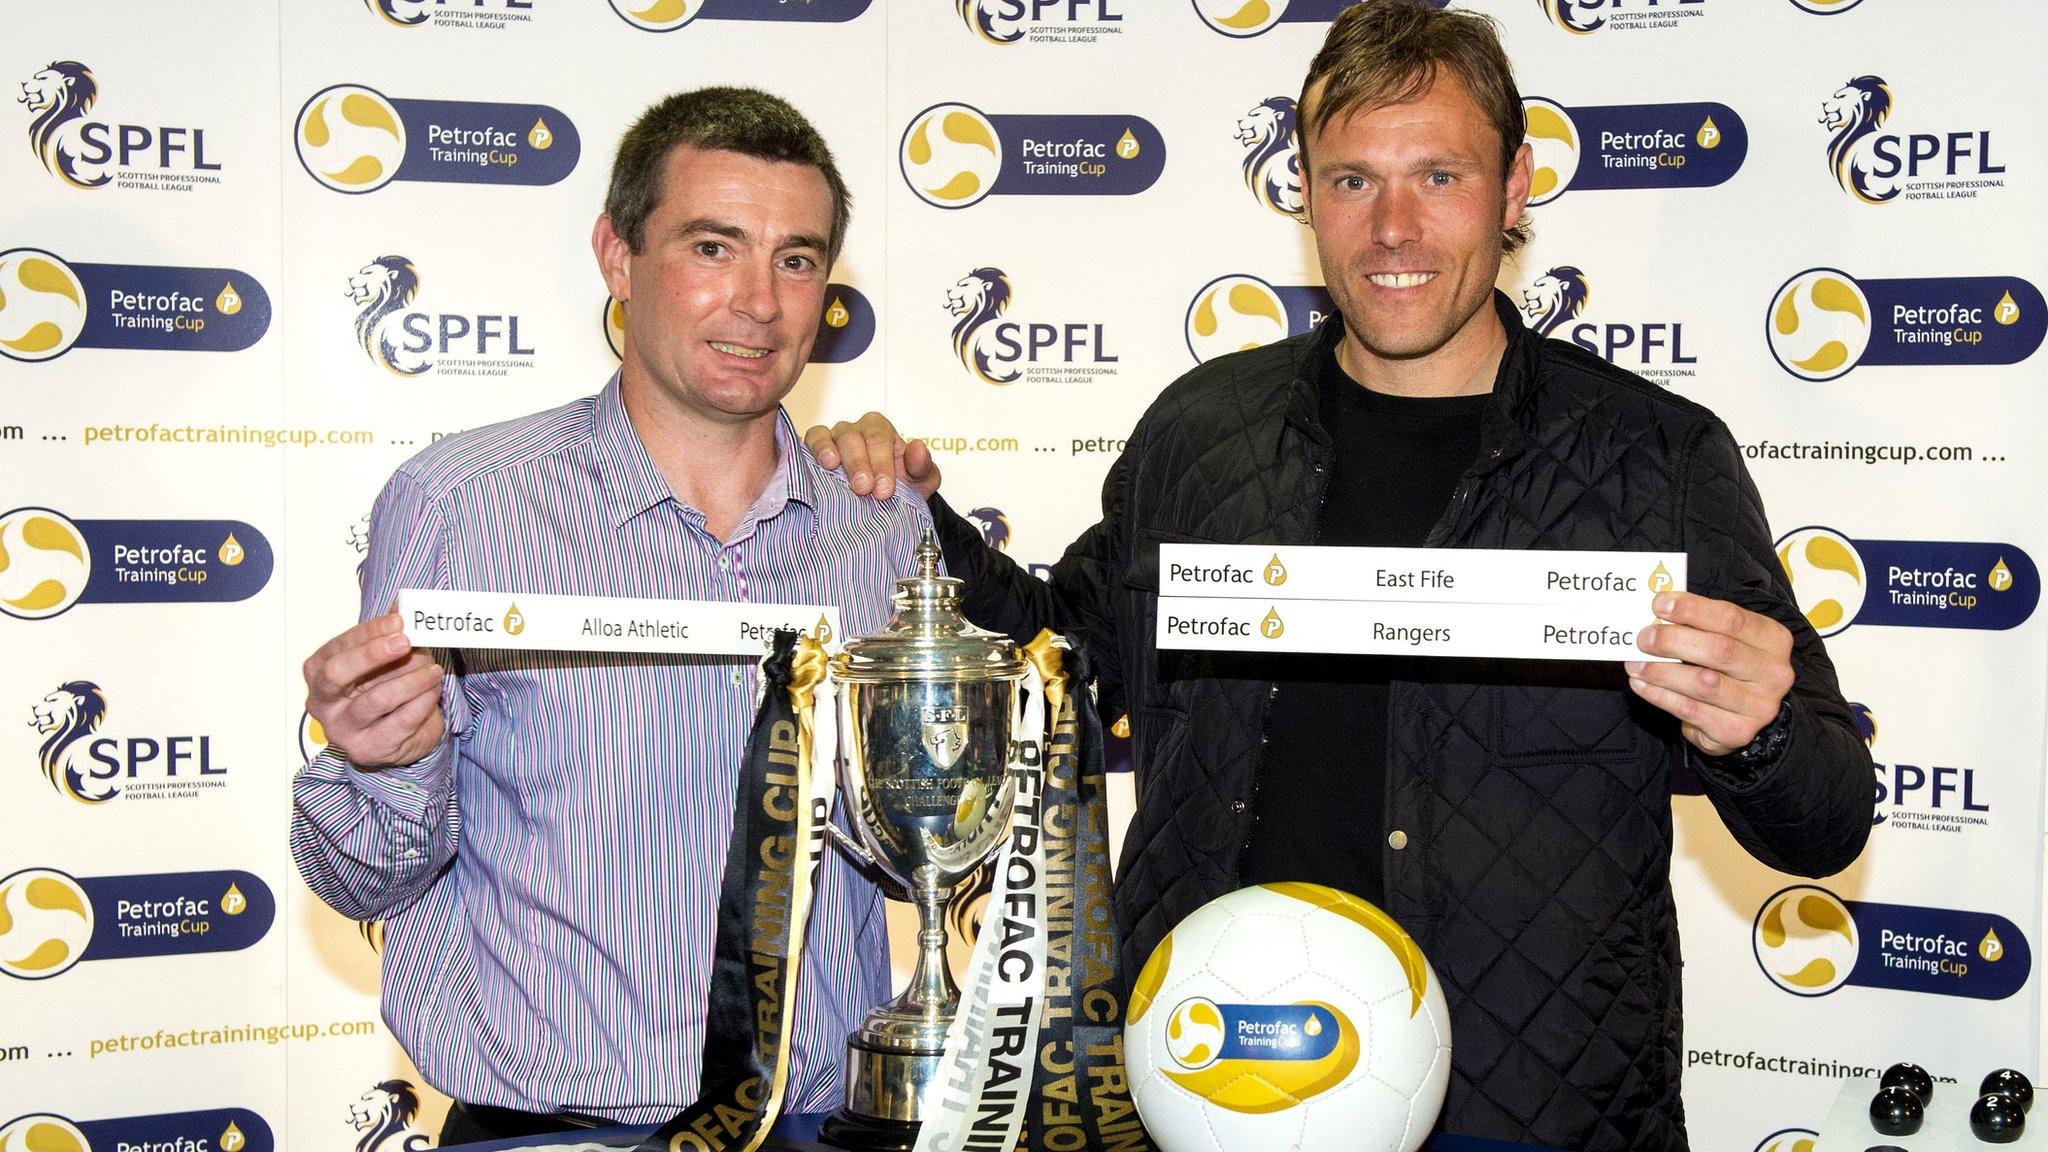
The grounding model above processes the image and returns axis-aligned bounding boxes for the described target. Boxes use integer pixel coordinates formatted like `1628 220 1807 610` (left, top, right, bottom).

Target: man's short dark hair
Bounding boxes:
604 86 851 262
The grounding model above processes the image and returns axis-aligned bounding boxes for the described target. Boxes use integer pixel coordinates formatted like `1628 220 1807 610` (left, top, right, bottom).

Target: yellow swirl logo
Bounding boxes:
0 507 91 620
0 248 87 363
1186 276 1288 363
1775 527 1865 638
1164 998 1225 1070
1523 98 1581 206
0 1115 90 1152
0 868 95 980
901 104 1002 209
295 85 406 194
1768 269 1872 382
609 0 702 31
604 296 627 360
1191 0 1285 37
1753 886 1858 996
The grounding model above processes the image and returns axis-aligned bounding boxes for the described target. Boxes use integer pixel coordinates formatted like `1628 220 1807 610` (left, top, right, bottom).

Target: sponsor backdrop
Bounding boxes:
2 3 2043 1150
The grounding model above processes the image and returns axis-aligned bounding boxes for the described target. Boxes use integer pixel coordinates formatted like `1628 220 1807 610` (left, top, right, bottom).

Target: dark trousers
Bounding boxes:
441 1102 830 1148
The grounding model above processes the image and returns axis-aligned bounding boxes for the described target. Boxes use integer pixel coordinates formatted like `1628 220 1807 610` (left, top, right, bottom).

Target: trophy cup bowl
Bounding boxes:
821 534 1027 1151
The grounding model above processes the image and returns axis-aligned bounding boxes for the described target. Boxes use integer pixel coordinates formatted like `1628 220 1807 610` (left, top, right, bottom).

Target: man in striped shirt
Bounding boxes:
291 88 927 1143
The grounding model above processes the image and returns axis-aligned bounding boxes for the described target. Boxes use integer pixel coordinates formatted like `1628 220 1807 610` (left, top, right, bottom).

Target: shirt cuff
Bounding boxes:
320 744 453 823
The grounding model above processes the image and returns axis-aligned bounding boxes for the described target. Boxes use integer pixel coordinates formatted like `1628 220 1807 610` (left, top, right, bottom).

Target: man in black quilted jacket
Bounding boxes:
810 3 1873 1149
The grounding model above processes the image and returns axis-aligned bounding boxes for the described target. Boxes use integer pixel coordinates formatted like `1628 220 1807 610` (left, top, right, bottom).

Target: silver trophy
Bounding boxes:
820 532 1027 1151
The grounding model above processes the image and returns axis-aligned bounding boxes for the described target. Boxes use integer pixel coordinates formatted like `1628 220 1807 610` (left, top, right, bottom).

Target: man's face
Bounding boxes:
1301 74 1531 368
595 144 835 425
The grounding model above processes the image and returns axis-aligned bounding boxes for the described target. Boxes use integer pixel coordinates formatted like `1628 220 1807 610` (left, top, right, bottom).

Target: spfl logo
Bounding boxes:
0 506 274 620
607 0 871 31
15 61 222 192
365 0 536 31
1537 0 1709 35
1765 267 2043 380
946 267 1119 386
0 867 274 980
348 255 534 377
0 247 270 363
1856 702 1991 837
1520 265 1696 382
1775 525 2038 635
27 680 226 806
1235 97 1301 216
1753 884 2029 1001
295 84 578 194
1523 96 1745 205
1184 274 1331 363
602 285 874 364
1189 0 1356 38
346 1081 433 1152
957 0 1123 45
965 507 1011 551
1818 76 2004 204
0 1111 273 1152
900 103 1163 209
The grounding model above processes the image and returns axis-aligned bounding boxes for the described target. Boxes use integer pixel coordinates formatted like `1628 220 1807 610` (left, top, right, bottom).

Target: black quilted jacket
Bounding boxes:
931 292 1872 1152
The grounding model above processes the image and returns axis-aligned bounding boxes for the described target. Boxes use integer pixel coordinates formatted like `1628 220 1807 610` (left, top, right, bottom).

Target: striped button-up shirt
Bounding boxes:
291 375 927 1122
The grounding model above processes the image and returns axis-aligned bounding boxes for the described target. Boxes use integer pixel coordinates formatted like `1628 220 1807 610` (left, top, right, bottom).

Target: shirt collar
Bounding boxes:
591 373 821 534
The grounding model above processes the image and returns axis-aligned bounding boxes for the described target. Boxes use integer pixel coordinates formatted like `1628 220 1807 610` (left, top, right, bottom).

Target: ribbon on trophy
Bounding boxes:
641 629 837 1152
914 632 1153 1152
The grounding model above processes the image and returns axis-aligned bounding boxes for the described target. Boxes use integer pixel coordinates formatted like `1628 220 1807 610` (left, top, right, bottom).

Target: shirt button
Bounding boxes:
730 667 745 686
402 848 421 860
718 555 731 571
1229 799 1248 814
1387 829 1409 850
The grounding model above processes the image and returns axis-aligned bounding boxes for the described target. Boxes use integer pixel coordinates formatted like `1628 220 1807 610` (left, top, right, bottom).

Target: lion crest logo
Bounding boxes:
1519 266 1591 338
348 1080 433 1152
1539 0 1603 34
946 268 1020 386
17 61 108 189
364 0 430 27
347 256 429 376
956 0 1023 44
964 507 1011 551
1236 97 1302 216
30 681 112 804
1820 75 1897 205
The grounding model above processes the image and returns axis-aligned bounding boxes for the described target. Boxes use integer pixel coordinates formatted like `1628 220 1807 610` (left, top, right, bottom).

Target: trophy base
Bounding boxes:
817 1109 921 1152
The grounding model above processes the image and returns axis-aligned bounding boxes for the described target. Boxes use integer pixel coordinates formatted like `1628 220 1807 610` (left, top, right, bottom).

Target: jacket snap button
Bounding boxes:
1387 829 1409 850
1230 799 1248 814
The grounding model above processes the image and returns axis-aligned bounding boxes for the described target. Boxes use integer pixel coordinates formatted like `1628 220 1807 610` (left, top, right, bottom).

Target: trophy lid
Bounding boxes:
833 529 1027 682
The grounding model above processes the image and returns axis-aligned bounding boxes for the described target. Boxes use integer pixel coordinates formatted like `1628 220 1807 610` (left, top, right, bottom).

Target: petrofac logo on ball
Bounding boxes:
0 248 270 363
1234 97 1302 216
1818 75 2005 204
1775 526 2038 636
1190 0 1357 37
26 680 228 806
1854 702 1992 837
899 103 1163 209
1519 265 1696 383
0 867 274 980
1184 274 1330 363
294 84 578 193
1523 96 1745 205
602 285 874 364
15 61 223 192
1753 884 2029 1001
1537 0 1709 34
957 0 1123 44
0 1111 274 1152
347 255 535 377
1765 268 2043 381
946 267 1119 386
365 0 536 30
0 507 274 620
607 0 871 31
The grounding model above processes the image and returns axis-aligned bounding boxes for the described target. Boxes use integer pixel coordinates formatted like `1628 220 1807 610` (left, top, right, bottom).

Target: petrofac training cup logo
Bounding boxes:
958 0 1123 44
1775 526 2038 635
1236 97 1301 216
1766 268 2043 380
0 1115 90 1152
0 248 270 362
296 84 579 193
1752 885 2030 1001
1818 75 2004 204
26 680 228 807
0 1111 273 1152
1184 274 1330 363
1190 0 1354 37
608 0 870 30
347 255 534 377
1538 0 1709 34
946 267 1118 386
1753 1131 1819 1152
0 507 274 618
1523 96 1742 205
601 285 874 365
0 868 274 981
900 103 1163 209
1520 265 1697 382
16 61 223 192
